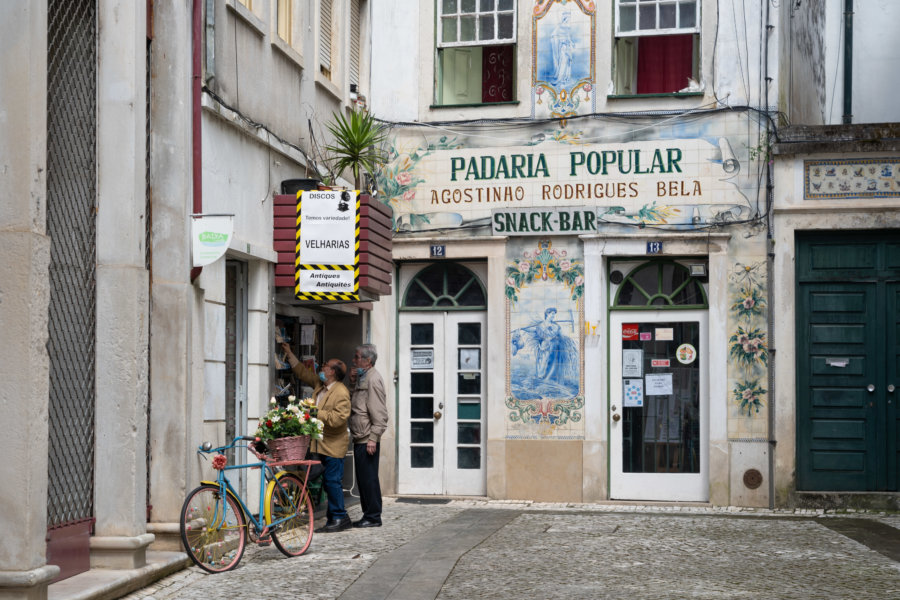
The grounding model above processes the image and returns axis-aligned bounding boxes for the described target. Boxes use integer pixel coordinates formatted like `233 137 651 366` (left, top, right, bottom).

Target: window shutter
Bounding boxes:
350 0 360 86
320 0 333 72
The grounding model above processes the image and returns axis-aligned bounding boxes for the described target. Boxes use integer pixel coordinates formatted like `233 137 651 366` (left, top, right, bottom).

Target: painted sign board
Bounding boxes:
295 190 359 301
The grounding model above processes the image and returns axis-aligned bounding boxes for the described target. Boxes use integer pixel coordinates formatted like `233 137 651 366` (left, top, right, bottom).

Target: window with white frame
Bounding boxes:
614 0 700 95
436 0 517 106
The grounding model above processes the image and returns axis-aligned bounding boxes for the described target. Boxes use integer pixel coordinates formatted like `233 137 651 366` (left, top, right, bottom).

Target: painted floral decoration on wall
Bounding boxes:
505 243 584 304
728 262 768 416
375 135 460 231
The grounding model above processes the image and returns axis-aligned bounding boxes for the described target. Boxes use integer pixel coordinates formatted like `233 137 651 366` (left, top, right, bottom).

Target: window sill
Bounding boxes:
226 0 266 37
429 100 520 109
607 92 704 100
315 72 343 103
271 36 304 70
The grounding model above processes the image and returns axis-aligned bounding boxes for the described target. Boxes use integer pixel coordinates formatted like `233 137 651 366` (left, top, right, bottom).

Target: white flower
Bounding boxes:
288 395 296 402
289 404 300 414
271 415 281 423
270 397 277 405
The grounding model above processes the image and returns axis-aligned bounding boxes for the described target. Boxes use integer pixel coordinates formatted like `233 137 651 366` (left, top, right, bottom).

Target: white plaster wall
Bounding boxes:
0 2 53 579
94 0 151 543
823 0 900 124
370 0 419 122
369 289 398 494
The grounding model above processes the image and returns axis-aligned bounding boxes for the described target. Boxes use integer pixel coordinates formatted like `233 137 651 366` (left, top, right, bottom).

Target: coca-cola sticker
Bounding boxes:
622 323 639 340
676 343 697 364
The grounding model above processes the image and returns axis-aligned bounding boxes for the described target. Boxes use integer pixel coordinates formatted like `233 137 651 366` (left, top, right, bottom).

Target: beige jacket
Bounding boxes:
289 360 351 459
349 367 388 444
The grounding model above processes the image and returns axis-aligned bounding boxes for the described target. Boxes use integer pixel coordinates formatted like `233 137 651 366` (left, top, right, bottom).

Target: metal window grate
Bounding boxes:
46 0 97 528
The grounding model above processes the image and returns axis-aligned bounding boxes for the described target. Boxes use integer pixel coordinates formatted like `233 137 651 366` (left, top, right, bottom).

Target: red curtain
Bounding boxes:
636 34 693 94
482 45 514 103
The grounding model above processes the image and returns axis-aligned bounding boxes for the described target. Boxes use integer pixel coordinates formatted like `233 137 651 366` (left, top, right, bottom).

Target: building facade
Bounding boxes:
366 0 899 509
1 0 379 598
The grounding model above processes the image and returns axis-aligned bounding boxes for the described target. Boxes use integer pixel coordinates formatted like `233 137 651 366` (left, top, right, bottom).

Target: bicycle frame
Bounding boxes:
199 439 312 537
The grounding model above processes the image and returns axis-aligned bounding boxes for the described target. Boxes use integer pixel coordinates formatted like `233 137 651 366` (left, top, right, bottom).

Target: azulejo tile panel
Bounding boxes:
505 237 584 439
805 158 900 199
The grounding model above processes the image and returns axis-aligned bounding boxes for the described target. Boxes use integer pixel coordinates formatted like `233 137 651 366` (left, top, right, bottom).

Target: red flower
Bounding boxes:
266 420 273 427
212 454 227 470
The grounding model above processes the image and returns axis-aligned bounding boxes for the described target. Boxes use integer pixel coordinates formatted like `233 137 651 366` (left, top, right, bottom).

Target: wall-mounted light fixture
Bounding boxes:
689 264 707 278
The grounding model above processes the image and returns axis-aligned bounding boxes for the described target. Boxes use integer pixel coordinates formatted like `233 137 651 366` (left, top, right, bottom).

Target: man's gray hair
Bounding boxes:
356 343 378 365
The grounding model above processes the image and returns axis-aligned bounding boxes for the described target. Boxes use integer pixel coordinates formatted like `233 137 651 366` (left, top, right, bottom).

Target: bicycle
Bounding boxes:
179 435 320 572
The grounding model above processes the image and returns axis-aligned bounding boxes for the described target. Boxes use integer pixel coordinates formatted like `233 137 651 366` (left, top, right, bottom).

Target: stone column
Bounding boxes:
146 0 199 551
91 0 154 568
0 2 60 599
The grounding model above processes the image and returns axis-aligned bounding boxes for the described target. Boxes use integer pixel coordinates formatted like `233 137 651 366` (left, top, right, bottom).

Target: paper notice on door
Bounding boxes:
655 328 674 341
623 349 643 377
645 373 673 396
623 379 644 407
411 349 434 369
300 324 316 345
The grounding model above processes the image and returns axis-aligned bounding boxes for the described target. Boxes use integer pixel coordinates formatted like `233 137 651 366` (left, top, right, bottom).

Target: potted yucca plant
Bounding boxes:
324 108 388 190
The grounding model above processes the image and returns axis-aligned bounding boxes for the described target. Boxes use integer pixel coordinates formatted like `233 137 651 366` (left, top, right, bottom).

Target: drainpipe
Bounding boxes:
842 0 853 124
764 0 776 510
190 0 203 282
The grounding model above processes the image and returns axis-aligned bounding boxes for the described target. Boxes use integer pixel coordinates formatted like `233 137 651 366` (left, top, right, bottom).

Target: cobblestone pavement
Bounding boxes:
124 499 900 600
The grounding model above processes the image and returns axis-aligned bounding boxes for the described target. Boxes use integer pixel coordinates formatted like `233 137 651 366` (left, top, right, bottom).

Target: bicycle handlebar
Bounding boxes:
197 435 259 454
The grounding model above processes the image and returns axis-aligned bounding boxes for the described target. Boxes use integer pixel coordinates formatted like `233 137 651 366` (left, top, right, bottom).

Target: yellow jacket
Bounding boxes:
289 360 351 459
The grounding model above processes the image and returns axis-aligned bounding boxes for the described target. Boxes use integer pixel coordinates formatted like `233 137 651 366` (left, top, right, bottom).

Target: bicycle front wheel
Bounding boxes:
180 484 247 572
265 473 314 556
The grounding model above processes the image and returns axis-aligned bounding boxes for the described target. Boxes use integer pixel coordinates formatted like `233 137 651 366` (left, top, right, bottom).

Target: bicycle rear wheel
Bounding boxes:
180 484 247 572
265 473 314 556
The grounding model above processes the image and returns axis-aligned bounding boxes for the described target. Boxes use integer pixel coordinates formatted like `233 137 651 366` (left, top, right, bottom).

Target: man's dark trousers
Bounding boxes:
354 442 382 523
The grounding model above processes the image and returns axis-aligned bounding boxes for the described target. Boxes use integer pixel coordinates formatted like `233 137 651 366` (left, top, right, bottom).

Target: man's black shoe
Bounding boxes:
352 518 382 528
317 517 351 533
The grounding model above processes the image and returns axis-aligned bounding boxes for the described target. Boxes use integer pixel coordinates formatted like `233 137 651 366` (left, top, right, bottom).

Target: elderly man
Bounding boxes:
282 343 352 533
349 343 388 527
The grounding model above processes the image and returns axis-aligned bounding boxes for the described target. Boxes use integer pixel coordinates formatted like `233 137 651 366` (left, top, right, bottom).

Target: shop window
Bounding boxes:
403 263 486 310
436 0 516 106
613 0 699 95
614 261 707 308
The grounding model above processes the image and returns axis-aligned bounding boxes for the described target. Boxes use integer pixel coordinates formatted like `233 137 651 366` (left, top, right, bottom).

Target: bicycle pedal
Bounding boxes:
257 537 272 546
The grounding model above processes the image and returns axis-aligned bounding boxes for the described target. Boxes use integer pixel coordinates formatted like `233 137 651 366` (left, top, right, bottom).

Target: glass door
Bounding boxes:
398 312 486 495
609 310 708 501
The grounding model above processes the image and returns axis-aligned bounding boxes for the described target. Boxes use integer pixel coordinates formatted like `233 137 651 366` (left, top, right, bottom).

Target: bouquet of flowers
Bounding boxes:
255 396 324 441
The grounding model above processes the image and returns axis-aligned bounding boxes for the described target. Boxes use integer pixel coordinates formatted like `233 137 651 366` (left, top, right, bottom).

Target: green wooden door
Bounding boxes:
796 232 900 491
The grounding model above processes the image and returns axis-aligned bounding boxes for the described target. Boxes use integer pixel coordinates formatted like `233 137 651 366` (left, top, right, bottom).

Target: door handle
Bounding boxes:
612 413 621 422
433 411 442 420
888 384 896 393
867 384 875 393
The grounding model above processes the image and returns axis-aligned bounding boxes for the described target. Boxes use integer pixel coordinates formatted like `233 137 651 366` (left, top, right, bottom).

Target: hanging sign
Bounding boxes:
191 214 234 267
295 190 359 301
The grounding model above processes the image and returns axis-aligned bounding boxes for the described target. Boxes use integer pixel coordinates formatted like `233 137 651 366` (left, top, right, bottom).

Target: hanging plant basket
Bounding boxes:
268 435 310 462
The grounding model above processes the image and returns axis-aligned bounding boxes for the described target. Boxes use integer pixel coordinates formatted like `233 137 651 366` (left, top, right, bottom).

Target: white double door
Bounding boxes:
609 310 709 501
398 311 486 495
